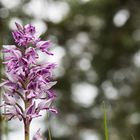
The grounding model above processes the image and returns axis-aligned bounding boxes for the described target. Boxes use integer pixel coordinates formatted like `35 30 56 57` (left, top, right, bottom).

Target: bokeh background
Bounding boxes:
0 0 140 140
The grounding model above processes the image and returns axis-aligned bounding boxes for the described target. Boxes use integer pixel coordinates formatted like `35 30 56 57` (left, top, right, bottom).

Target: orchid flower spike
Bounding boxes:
0 22 58 140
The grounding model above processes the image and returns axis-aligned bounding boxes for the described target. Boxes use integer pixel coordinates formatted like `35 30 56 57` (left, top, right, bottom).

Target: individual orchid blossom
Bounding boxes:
0 22 57 140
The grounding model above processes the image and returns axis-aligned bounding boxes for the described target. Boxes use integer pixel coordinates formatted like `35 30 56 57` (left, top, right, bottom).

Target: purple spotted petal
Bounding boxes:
15 22 23 31
36 40 53 55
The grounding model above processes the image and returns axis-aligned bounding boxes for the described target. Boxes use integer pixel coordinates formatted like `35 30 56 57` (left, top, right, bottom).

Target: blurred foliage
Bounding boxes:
0 0 140 140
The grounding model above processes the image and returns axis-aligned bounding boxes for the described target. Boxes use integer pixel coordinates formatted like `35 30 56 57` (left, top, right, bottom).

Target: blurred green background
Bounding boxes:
0 0 140 140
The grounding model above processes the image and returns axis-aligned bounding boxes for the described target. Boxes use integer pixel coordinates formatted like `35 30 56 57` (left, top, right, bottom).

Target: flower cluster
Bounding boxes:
0 23 57 139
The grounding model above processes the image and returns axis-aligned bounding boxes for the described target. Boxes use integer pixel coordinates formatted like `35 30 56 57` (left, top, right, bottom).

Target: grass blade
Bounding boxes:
131 135 136 140
47 113 52 140
48 126 52 140
103 102 109 140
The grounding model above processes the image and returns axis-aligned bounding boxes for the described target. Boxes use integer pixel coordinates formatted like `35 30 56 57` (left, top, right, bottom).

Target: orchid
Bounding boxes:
0 22 57 140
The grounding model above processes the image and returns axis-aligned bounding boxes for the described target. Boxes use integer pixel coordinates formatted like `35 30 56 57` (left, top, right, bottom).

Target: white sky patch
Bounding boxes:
51 118 72 137
37 46 66 65
102 81 118 100
72 82 98 107
23 0 70 23
8 120 24 140
86 69 98 83
133 50 140 67
76 32 89 44
128 112 140 125
68 32 90 57
113 9 130 27
54 66 65 78
46 1 69 23
0 0 21 9
47 46 66 77
88 16 104 30
68 40 84 56
80 129 99 140
31 20 47 37
8 112 47 140
80 0 91 3
78 57 91 71
37 46 66 78
9 17 23 30
23 0 45 19
47 46 66 65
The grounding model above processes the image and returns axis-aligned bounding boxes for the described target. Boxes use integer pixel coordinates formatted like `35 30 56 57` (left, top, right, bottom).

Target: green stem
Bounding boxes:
24 95 30 140
103 102 109 140
24 122 30 140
